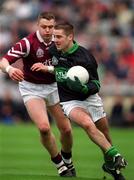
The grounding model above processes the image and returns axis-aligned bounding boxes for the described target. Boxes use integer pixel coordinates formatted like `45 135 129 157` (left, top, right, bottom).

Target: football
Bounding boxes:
66 66 89 84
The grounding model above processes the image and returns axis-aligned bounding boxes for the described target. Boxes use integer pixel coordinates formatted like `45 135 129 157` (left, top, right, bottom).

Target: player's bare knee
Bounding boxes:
39 124 51 135
60 127 72 136
82 121 98 136
82 120 94 131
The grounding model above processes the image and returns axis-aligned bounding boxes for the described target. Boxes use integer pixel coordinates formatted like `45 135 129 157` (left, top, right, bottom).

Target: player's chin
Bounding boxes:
44 35 51 40
56 45 61 50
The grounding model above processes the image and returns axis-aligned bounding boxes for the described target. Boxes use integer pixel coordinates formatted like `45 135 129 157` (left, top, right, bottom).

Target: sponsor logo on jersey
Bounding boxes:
52 56 59 65
36 48 44 58
55 67 67 82
43 58 52 66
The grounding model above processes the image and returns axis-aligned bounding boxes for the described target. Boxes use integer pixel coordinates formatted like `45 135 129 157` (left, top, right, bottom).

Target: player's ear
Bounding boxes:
68 34 73 41
53 21 56 26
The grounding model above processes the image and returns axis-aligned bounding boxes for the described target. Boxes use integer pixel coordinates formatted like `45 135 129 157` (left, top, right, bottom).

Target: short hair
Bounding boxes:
38 12 55 21
54 21 74 36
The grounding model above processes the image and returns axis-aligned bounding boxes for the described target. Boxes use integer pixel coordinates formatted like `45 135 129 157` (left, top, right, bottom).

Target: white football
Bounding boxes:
66 66 89 84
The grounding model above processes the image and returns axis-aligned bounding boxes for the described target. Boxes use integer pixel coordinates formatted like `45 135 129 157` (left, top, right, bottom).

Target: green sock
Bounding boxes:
104 146 120 168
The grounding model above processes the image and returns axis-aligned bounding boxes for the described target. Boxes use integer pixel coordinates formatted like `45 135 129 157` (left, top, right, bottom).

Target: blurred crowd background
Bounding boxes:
0 0 134 126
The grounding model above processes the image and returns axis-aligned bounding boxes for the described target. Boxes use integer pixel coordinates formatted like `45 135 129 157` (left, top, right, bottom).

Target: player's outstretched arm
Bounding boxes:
0 58 24 82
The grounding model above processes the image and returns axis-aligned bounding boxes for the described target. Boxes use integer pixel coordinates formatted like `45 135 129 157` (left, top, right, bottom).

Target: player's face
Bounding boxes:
38 18 55 42
54 29 73 52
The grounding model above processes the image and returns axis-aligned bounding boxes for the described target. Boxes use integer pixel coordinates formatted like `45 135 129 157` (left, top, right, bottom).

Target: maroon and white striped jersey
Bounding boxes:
3 31 55 84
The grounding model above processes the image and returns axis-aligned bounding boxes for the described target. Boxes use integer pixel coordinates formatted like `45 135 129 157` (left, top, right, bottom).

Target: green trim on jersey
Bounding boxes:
91 80 100 90
55 67 68 82
62 41 79 56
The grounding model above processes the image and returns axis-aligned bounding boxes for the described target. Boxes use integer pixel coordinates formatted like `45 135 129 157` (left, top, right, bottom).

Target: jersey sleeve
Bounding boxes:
86 80 100 96
84 51 101 95
3 37 30 64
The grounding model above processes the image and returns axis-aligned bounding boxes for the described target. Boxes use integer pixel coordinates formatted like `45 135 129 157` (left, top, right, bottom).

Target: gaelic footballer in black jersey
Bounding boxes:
49 41 100 102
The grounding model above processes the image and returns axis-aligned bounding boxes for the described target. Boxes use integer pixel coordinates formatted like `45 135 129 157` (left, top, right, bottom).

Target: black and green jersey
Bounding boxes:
49 41 100 102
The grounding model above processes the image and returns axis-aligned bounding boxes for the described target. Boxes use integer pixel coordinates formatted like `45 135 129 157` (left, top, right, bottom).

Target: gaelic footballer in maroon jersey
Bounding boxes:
3 30 55 84
0 12 75 177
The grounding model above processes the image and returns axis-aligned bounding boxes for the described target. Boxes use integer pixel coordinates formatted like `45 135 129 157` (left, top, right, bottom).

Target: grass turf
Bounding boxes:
0 123 133 180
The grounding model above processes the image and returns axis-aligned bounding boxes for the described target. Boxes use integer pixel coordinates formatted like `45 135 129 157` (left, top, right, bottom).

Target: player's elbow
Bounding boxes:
88 87 100 96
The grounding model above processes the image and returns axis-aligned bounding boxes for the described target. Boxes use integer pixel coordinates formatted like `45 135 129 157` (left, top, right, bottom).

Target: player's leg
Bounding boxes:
25 98 57 156
47 83 76 176
62 98 127 178
48 103 76 176
61 100 112 150
48 103 72 153
18 81 72 176
95 118 126 179
87 102 127 179
25 98 71 176
69 107 111 151
95 117 112 145
69 107 127 178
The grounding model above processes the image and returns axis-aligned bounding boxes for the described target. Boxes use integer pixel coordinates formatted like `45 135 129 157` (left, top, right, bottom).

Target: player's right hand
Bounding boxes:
8 67 24 82
31 63 48 72
66 76 89 94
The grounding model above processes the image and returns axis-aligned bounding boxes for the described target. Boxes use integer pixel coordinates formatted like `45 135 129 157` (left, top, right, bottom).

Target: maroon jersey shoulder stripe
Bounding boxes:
4 37 30 63
3 32 56 84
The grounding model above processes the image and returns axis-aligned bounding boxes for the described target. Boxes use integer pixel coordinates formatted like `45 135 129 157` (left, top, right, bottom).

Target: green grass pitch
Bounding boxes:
0 124 133 180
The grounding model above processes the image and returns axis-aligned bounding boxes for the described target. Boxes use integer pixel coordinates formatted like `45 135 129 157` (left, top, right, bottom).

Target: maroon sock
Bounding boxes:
51 153 62 164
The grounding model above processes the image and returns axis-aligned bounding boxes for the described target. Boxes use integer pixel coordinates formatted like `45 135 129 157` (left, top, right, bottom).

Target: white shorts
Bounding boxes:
60 94 106 123
19 80 59 106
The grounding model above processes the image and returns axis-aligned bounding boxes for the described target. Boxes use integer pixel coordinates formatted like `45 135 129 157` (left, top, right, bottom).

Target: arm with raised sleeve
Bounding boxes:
66 50 100 96
3 37 29 64
1 37 28 73
0 37 28 81
66 76 100 95
83 50 100 95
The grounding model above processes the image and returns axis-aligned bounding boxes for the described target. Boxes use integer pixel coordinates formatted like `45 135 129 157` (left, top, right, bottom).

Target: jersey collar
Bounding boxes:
36 30 53 46
62 41 79 56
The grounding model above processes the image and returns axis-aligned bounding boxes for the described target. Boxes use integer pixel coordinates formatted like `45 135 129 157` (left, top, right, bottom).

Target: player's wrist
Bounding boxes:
82 85 89 94
47 66 54 73
5 65 12 73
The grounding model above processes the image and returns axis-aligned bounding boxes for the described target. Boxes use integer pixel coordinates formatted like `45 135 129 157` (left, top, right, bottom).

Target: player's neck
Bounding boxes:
43 38 52 46
44 38 52 43
62 41 74 53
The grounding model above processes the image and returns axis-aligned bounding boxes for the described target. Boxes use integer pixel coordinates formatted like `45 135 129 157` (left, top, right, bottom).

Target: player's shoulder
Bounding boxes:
16 32 36 47
25 32 37 43
78 45 98 66
78 46 94 58
78 45 92 56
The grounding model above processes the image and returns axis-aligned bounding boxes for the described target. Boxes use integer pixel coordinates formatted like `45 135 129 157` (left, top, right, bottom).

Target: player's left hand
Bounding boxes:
66 76 89 94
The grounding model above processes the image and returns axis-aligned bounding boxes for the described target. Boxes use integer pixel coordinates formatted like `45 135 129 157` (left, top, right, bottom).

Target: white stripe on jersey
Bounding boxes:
23 37 30 57
7 38 30 58
7 50 21 57
11 47 25 55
